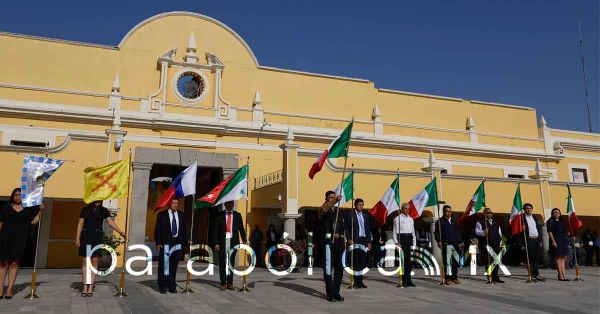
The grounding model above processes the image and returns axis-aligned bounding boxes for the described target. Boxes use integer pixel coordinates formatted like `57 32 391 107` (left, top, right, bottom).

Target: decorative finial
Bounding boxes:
372 104 381 120
111 73 120 93
287 127 294 143
540 115 547 128
467 114 475 130
253 90 262 107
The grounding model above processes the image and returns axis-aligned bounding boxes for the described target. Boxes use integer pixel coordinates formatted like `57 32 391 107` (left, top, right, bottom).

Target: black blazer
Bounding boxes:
213 210 247 247
154 209 189 248
345 210 373 242
434 216 463 245
520 213 542 243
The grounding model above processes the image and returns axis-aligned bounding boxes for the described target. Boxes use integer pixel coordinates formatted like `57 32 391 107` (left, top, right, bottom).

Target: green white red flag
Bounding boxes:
369 176 399 225
407 178 438 219
458 180 486 222
566 185 583 234
309 122 353 179
509 184 524 235
333 171 354 205
195 165 248 209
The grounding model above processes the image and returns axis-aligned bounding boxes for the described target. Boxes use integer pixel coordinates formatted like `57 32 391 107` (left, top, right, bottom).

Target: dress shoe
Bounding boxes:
535 276 545 282
358 283 367 289
558 278 570 281
226 284 236 291
219 285 227 291
4 295 12 300
168 288 177 293
493 279 505 283
159 290 167 294
406 283 417 287
326 296 336 302
0 295 4 299
452 279 462 285
334 295 344 302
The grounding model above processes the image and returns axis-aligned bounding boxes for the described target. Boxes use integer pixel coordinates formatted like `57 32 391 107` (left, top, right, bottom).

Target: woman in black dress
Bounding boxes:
75 200 125 297
0 188 42 299
547 208 570 281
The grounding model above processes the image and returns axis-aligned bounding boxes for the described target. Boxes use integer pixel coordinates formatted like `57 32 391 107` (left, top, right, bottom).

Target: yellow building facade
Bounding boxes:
0 12 598 268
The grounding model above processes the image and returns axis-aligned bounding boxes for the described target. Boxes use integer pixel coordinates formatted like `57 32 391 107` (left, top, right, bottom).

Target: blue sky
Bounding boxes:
1 1 598 132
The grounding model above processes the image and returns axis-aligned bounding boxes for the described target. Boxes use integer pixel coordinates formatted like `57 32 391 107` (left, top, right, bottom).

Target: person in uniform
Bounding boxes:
392 202 416 287
319 190 345 302
434 205 464 285
345 198 372 288
213 200 247 291
475 207 504 283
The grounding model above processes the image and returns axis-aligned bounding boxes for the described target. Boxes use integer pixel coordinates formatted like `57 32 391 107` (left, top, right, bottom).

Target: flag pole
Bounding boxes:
24 204 43 299
518 181 533 284
239 157 251 292
568 184 583 281
434 172 447 286
182 158 198 294
114 150 133 297
332 119 353 253
394 169 404 288
346 164 355 289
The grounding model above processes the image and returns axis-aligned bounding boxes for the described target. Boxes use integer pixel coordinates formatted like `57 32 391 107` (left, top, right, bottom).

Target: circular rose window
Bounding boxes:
175 71 207 102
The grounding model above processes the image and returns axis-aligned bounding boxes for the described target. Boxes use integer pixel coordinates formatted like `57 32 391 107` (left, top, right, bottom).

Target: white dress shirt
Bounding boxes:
168 209 179 237
356 210 366 237
475 220 502 237
393 213 416 246
525 215 538 238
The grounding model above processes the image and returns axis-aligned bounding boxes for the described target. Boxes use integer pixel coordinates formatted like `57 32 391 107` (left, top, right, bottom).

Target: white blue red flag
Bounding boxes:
154 161 197 211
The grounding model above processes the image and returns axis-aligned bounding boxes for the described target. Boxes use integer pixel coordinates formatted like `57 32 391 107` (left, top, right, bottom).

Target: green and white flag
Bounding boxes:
333 171 354 205
196 165 248 209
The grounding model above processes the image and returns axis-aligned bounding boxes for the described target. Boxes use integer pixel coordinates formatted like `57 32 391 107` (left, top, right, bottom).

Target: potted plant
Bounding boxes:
98 236 123 270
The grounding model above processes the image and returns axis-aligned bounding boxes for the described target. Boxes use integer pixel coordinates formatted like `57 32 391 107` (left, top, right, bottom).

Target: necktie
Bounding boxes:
171 211 177 237
226 211 232 233
358 212 364 236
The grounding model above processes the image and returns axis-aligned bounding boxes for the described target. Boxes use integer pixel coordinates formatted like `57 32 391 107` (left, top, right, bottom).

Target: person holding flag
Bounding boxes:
434 205 463 285
474 208 504 283
196 164 249 291
153 162 196 293
546 208 571 281
519 203 545 282
319 190 345 302
0 188 43 299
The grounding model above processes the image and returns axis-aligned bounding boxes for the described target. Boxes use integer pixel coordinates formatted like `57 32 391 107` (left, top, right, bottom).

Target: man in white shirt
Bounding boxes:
392 202 416 287
475 208 504 283
521 203 545 282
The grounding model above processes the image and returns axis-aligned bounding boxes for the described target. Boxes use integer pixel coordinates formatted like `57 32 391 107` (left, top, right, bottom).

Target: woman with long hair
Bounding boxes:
0 188 42 299
547 208 571 281
75 200 125 297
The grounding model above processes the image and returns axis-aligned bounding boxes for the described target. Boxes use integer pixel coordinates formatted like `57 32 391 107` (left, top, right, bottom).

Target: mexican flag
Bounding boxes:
407 178 438 219
369 176 399 225
458 180 486 222
196 165 248 209
333 171 354 205
309 122 353 179
509 184 524 235
566 185 583 234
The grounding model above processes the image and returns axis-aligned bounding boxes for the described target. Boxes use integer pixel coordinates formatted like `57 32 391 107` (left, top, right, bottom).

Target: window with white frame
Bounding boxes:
571 168 589 183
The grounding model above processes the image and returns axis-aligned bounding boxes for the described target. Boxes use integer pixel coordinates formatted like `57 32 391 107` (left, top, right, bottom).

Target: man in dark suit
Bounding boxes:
319 190 345 302
434 205 464 285
345 198 372 288
154 198 190 294
520 203 545 282
213 200 247 291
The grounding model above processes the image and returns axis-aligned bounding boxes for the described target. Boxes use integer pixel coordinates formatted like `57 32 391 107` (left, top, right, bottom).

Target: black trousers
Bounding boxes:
442 244 459 280
218 246 238 285
323 239 344 298
526 238 540 277
157 246 182 291
400 234 413 285
584 246 594 266
351 237 368 285
480 244 501 280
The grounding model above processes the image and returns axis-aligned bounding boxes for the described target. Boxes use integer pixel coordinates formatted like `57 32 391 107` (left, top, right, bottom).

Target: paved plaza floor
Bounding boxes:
0 265 598 313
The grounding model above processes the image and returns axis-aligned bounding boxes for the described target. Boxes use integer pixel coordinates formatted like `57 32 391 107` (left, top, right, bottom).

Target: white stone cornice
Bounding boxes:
0 98 564 161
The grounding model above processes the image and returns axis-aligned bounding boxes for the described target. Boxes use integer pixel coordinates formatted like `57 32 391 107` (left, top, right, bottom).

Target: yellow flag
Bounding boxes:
83 158 130 204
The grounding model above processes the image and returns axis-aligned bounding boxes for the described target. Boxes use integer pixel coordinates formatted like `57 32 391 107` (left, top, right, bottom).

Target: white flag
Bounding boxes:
21 156 64 207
